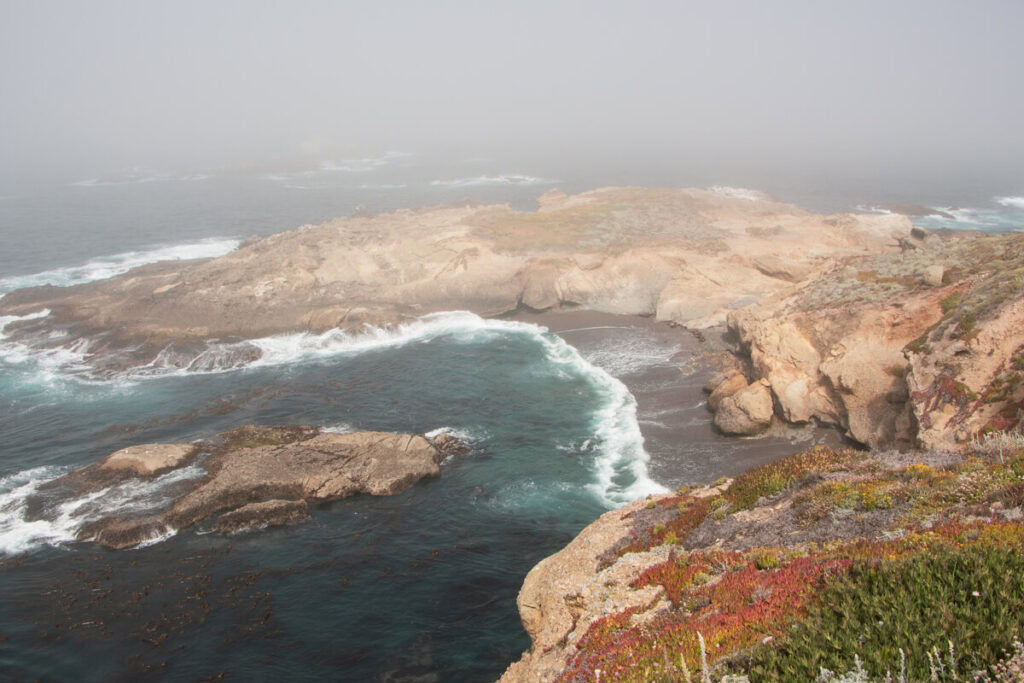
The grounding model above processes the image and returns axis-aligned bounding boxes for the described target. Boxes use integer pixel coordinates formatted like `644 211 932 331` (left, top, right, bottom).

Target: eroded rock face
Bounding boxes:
725 232 1024 450
499 482 729 683
34 426 461 549
713 380 774 435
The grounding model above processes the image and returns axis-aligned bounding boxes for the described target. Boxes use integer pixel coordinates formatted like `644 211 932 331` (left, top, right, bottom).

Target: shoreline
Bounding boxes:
509 308 844 491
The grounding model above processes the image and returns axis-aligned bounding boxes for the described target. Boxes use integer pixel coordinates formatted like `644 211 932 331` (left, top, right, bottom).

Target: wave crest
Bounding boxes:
0 238 240 293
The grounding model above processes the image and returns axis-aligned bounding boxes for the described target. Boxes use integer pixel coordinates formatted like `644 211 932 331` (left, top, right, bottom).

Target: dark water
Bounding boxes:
0 155 1015 680
0 312 678 680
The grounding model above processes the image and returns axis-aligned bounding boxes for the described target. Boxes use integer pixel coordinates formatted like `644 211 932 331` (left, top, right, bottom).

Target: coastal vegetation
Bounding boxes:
550 443 1024 682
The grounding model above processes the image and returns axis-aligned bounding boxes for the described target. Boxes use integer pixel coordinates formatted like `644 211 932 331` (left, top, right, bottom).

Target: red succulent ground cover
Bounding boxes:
556 517 1024 683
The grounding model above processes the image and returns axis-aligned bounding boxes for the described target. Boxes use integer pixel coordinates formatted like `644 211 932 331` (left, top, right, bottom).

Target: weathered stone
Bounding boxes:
429 433 467 458
703 369 740 394
50 426 463 549
99 443 198 477
923 265 945 287
707 372 748 412
213 499 311 534
81 516 170 550
714 380 774 435
751 254 813 283
166 430 444 529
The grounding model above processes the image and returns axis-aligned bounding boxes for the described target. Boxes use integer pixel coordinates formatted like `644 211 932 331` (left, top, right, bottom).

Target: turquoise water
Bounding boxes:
0 312 667 680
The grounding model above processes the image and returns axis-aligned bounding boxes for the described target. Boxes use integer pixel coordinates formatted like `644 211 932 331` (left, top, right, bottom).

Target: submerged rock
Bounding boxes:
213 499 311 534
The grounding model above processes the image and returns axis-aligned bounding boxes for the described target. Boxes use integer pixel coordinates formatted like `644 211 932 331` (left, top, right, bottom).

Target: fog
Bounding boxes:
1 0 1022 189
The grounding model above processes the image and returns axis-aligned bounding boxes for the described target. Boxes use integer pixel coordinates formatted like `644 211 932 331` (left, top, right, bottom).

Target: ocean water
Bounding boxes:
0 158 1019 680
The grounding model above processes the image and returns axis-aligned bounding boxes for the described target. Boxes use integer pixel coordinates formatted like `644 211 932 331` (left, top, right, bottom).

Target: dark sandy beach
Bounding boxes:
511 309 843 490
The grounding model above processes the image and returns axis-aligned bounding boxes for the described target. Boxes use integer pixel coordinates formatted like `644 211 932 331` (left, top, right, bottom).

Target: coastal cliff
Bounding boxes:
500 227 1024 680
3 186 1022 678
501 444 1024 681
707 230 1024 452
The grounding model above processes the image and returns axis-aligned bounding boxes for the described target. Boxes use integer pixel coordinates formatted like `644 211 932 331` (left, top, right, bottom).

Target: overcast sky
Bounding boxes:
1 0 1022 186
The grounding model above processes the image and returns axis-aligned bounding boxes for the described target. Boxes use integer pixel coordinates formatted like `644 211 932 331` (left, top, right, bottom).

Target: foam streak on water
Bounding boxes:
0 237 240 293
0 464 205 556
1 312 667 523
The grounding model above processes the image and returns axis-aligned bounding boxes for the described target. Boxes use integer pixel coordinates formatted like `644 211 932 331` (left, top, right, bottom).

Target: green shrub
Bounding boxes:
742 546 1024 680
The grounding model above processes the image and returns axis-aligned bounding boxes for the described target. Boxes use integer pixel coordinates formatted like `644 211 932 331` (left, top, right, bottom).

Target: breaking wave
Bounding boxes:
1 312 666 510
0 237 240 293
995 196 1024 209
0 464 204 555
429 174 555 188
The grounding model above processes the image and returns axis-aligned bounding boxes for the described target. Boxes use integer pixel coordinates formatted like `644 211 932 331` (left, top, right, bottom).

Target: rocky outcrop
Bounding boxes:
724 231 1024 450
37 426 462 549
99 443 199 477
503 444 1024 681
713 379 774 435
165 430 443 530
0 187 909 372
500 481 730 682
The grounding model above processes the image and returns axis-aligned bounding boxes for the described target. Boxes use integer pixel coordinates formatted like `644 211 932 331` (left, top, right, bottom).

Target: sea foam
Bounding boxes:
429 174 555 188
0 463 205 556
0 237 240 293
3 312 667 512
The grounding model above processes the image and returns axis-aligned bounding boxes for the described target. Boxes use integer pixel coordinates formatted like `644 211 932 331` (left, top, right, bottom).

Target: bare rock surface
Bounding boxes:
32 426 459 549
99 443 199 477
713 379 774 435
166 430 443 529
706 370 748 411
727 232 1024 449
0 187 908 373
500 482 728 683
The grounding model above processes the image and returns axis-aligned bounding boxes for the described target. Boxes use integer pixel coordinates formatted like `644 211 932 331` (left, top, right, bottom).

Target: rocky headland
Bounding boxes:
32 425 464 550
494 214 1024 679
0 186 906 374
4 186 1023 679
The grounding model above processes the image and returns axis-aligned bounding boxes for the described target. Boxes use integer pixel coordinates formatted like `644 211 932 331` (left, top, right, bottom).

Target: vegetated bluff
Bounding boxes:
501 227 1024 681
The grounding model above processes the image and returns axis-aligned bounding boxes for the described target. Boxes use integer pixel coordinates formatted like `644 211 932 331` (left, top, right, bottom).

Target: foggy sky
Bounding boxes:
1 0 1022 186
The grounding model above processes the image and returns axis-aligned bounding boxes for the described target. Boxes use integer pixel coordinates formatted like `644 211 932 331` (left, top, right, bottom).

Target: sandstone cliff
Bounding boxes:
710 231 1024 450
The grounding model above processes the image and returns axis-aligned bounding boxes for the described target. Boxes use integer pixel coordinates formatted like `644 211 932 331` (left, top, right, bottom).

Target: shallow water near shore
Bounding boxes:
0 172 867 680
0 306 837 681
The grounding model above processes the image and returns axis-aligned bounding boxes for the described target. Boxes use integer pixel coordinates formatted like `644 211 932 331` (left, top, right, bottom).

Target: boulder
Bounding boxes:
99 443 198 477
707 372 748 412
923 265 945 287
714 380 774 435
